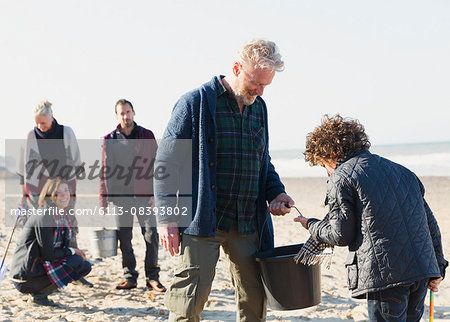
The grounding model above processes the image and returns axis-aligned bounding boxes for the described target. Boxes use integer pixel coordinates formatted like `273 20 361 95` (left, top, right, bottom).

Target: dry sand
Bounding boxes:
1 176 449 321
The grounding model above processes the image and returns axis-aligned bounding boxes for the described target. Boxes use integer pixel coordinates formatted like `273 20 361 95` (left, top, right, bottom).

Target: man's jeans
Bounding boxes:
367 278 429 321
113 197 160 283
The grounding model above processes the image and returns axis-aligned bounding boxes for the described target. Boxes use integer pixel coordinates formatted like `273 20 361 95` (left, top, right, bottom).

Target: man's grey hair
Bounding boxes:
35 100 53 119
236 39 284 72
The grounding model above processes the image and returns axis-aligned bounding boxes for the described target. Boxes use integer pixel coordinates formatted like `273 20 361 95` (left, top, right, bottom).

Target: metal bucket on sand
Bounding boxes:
89 229 118 259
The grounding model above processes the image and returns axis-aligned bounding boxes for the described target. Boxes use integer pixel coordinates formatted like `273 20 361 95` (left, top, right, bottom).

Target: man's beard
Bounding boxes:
122 120 134 128
234 89 257 106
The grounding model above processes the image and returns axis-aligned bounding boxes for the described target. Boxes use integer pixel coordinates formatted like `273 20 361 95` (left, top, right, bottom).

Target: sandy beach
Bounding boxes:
1 176 449 321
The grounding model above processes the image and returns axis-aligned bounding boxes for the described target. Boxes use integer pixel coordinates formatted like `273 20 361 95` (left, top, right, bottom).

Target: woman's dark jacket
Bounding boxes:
10 213 72 281
307 150 448 298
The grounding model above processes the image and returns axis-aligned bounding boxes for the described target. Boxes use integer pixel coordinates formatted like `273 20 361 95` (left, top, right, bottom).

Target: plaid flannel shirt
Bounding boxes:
42 214 75 289
215 84 266 235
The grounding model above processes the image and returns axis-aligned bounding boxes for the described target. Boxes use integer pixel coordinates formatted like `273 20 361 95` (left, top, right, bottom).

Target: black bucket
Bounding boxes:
254 244 321 311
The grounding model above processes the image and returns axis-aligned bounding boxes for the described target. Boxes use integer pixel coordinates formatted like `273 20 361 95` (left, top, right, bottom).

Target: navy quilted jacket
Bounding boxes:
307 150 448 298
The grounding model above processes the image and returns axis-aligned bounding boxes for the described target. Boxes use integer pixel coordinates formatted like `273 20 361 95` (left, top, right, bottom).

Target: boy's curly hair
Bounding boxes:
304 114 371 166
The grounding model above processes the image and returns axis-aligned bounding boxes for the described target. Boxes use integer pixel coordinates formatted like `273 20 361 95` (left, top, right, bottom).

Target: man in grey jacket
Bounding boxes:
295 114 448 321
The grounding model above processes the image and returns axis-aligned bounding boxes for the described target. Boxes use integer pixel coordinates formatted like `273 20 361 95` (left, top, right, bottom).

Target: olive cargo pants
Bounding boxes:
165 223 267 322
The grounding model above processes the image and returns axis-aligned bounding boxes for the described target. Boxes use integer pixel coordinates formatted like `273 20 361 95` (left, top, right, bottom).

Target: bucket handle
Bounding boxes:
258 204 302 251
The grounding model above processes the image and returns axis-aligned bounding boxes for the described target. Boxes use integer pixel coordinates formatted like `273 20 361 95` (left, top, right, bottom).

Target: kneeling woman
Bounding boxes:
11 177 92 306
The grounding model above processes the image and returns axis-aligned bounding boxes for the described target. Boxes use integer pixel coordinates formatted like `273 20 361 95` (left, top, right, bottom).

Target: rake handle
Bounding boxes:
0 206 25 270
430 290 434 322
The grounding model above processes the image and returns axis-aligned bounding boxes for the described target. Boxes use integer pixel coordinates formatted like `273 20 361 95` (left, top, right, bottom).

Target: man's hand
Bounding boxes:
159 222 181 256
294 215 309 229
148 196 155 208
428 277 443 292
269 193 294 216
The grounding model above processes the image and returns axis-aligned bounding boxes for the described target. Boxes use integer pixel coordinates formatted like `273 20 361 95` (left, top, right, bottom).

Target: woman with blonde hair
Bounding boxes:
10 177 92 306
17 100 93 287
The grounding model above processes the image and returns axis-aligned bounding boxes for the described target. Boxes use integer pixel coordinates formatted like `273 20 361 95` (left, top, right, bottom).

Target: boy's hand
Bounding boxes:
428 277 443 292
294 215 309 229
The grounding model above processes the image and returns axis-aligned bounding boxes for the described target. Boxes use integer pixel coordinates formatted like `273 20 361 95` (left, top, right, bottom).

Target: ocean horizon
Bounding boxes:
271 141 450 178
1 141 450 178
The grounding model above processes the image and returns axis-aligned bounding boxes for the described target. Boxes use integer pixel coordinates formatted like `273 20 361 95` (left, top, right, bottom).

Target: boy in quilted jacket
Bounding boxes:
295 114 448 321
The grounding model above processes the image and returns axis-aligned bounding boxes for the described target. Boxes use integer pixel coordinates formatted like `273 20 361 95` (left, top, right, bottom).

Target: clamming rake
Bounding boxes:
0 205 26 282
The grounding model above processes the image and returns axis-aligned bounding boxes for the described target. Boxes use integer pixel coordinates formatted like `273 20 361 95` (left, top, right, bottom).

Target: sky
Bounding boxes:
1 0 450 154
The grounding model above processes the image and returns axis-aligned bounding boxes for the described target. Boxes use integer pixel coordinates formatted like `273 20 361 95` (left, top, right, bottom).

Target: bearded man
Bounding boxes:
155 39 294 321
